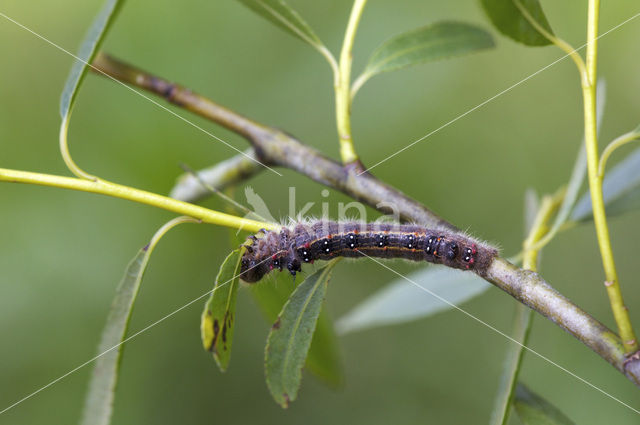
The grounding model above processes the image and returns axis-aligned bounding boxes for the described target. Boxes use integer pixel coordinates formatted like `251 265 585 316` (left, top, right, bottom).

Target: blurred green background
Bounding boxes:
2 0 640 423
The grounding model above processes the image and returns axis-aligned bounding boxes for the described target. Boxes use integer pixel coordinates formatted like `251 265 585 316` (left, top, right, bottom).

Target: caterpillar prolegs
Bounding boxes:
239 221 497 283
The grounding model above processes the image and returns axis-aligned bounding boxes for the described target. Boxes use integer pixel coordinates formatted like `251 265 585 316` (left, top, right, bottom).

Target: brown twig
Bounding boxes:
90 52 640 387
92 53 454 231
487 258 637 384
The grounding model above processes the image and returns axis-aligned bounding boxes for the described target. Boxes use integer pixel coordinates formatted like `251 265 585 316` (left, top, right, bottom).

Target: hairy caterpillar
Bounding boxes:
239 221 497 283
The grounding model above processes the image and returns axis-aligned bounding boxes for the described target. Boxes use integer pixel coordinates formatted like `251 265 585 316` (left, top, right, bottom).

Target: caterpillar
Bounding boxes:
239 221 497 283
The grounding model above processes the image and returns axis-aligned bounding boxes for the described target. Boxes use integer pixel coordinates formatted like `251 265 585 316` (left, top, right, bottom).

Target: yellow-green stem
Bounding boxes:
519 0 638 354
149 216 201 251
513 1 587 80
0 168 278 234
335 0 367 165
583 0 637 353
598 130 640 177
523 191 564 271
60 115 95 180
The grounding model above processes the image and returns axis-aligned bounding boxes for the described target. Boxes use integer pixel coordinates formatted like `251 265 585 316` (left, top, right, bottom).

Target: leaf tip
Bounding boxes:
281 393 290 409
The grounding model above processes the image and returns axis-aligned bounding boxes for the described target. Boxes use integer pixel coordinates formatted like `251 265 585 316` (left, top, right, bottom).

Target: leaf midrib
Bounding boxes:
368 32 484 74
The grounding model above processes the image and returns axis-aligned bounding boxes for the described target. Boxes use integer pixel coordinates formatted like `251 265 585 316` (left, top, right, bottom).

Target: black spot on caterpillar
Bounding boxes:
239 221 497 283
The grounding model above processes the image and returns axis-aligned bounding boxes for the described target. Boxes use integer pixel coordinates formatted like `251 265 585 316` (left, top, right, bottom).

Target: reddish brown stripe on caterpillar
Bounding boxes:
239 221 497 283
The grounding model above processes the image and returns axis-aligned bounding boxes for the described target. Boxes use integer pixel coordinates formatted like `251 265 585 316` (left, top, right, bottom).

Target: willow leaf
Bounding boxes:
337 267 490 335
514 384 576 424
265 259 339 407
571 146 640 222
250 273 343 387
60 0 124 118
480 0 553 46
236 0 329 57
201 249 242 371
354 21 494 95
80 215 191 425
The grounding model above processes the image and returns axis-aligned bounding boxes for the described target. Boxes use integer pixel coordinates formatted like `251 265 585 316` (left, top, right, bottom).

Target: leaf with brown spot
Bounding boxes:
201 249 242 371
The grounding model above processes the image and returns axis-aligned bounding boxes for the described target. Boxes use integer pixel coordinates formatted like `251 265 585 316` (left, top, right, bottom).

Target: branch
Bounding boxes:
92 53 455 231
169 148 262 202
486 258 638 385
90 53 640 386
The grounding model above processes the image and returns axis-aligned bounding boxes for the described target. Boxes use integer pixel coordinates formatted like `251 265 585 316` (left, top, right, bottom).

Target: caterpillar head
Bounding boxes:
240 256 266 283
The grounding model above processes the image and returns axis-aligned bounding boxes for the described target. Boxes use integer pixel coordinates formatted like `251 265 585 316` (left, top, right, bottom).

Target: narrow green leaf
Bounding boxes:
60 0 124 118
80 248 149 425
250 273 343 387
336 267 490 335
80 216 194 425
236 0 325 51
605 187 640 217
514 384 576 425
265 259 339 407
201 249 243 371
490 189 539 425
354 21 494 94
571 146 640 222
304 309 343 388
490 304 534 425
480 0 553 46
